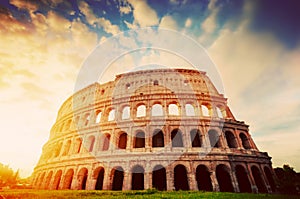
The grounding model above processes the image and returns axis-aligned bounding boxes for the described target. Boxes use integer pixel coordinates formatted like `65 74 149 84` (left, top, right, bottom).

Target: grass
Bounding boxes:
0 189 299 199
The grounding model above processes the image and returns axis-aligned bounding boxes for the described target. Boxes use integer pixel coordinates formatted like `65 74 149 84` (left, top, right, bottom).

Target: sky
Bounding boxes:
0 0 300 178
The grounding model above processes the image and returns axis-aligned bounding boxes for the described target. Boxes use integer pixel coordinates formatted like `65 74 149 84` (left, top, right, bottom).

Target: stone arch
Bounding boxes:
171 128 184 147
174 164 189 190
52 170 62 190
64 119 72 130
62 140 71 156
225 131 238 148
54 142 62 157
77 167 88 190
94 167 105 190
216 106 223 118
152 129 164 147
62 169 74 189
136 104 146 117
152 165 167 191
185 103 196 116
196 164 212 191
201 104 210 116
108 109 115 121
44 171 53 190
251 165 267 193
101 133 110 151
208 129 221 148
235 165 251 193
118 132 127 149
168 103 179 116
112 166 124 190
131 165 144 190
190 129 202 147
95 110 102 123
87 135 95 152
151 103 163 116
134 131 145 148
74 138 82 154
121 106 130 120
264 166 276 192
216 164 234 192
239 133 251 149
83 113 90 126
38 172 46 189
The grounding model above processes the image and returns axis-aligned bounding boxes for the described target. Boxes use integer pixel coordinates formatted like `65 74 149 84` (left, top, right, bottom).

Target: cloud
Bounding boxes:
79 1 120 35
10 0 38 12
208 16 300 170
119 4 132 14
185 18 192 28
127 0 159 27
159 15 178 30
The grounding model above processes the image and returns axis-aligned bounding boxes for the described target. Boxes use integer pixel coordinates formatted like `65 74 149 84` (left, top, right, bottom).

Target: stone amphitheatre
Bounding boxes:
32 68 276 193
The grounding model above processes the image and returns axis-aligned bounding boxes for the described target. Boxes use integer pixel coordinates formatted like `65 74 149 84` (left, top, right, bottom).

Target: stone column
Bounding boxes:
187 170 197 190
103 167 111 190
246 164 258 193
230 169 240 192
166 167 174 191
210 171 220 192
123 172 130 190
145 172 151 189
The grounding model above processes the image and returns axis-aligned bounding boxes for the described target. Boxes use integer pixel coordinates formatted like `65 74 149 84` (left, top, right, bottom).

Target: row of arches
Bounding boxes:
34 163 276 193
55 102 229 134
46 128 254 160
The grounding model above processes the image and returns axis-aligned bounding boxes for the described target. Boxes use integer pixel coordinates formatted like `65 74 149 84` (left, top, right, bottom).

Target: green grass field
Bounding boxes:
0 190 299 199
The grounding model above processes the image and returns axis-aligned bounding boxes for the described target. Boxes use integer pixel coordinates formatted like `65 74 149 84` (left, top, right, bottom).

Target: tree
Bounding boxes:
0 163 16 187
274 164 300 195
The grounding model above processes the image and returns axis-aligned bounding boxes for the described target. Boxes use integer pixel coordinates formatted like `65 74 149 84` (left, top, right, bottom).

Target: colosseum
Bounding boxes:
32 68 276 193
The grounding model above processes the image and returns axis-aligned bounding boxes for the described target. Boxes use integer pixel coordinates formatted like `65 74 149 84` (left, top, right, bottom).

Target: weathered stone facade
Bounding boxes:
32 68 276 193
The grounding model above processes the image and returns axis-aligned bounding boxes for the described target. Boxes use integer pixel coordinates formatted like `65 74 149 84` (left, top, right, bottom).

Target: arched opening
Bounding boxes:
185 103 195 116
201 104 210 116
52 170 62 190
54 142 62 157
171 129 184 147
101 134 110 151
152 129 164 147
190 129 202 147
94 167 105 190
216 107 224 118
225 131 238 148
95 111 102 123
62 140 71 156
131 165 144 190
112 167 124 190
153 80 159 85
136 104 146 117
44 171 53 190
38 172 45 189
77 168 88 190
152 165 166 191
134 131 145 148
239 133 251 149
62 169 74 189
216 164 234 192
196 165 212 191
251 166 267 193
108 109 115 121
208 129 221 148
84 113 90 126
264 166 276 192
174 164 189 190
151 104 163 116
235 165 252 193
64 119 72 130
168 103 179 116
118 132 127 149
122 106 130 120
88 135 95 152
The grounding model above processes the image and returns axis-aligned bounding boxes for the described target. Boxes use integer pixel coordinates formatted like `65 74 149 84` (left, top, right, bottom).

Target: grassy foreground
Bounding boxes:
0 190 299 199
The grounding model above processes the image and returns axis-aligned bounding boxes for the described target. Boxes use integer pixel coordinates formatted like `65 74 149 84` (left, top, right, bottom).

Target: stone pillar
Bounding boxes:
145 172 151 189
166 167 174 191
246 164 258 193
103 168 111 190
187 170 197 190
210 171 220 192
123 172 130 190
86 166 94 190
230 169 240 192
235 129 243 149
